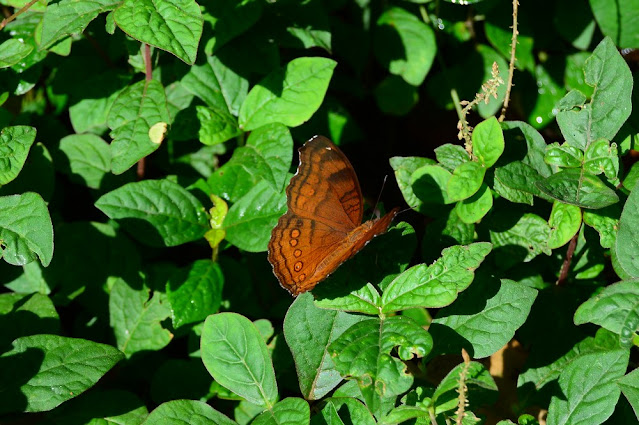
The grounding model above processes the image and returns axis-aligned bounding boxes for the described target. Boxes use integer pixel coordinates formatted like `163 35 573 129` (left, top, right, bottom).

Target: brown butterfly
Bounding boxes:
268 135 399 296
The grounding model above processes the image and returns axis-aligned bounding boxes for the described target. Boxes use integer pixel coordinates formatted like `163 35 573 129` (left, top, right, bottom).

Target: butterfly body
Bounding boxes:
267 136 399 296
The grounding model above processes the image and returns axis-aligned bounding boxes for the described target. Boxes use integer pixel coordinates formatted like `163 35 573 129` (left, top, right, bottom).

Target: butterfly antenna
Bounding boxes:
370 175 389 221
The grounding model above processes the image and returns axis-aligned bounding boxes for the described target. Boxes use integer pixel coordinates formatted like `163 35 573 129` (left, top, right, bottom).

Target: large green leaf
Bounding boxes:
473 117 504 168
181 52 248 116
0 126 36 185
167 260 224 328
108 79 170 174
536 168 619 209
40 0 120 49
556 37 632 150
430 279 538 358
381 243 492 313
95 179 209 247
224 180 287 252
0 335 123 414
114 0 203 64
328 316 433 415
109 278 172 358
589 0 639 48
574 279 639 339
0 192 53 267
284 293 367 400
374 7 436 86
252 398 309 425
616 180 639 277
208 123 293 202
390 156 437 215
0 39 33 69
239 57 336 130
201 313 278 407
489 212 551 267
58 133 111 189
0 293 60 348
547 349 629 425
144 399 237 425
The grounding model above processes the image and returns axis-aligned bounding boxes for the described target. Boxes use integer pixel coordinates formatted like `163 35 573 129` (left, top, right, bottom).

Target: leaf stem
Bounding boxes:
0 0 39 30
557 233 578 285
498 0 519 122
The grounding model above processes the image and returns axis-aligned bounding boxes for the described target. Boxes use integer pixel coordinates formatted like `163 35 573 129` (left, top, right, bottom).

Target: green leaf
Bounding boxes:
58 133 111 189
114 0 203 64
328 316 433 415
374 7 436 86
526 62 567 129
224 180 287 252
253 398 309 425
40 0 120 49
544 142 584 168
313 222 417 309
434 144 470 173
390 156 436 214
381 243 492 313
0 125 36 185
0 39 33 68
556 37 632 150
554 0 595 50
431 361 497 413
489 212 551 267
201 312 278 407
536 168 619 209
455 183 493 224
447 161 486 203
431 279 538 358
517 330 619 398
108 79 170 174
616 181 639 277
548 202 582 249
196 105 241 146
473 117 504 168
411 164 453 205
313 397 376 425
583 139 619 182
284 293 367 400
239 57 337 131
574 279 639 337
493 161 545 205
618 368 639 421
0 293 60 348
203 0 262 54
374 75 418 116
623 162 639 191
547 349 629 425
501 121 553 178
167 260 224 328
109 277 172 358
95 179 209 247
145 399 237 425
209 123 293 202
0 335 123 414
583 205 620 249
45 389 148 425
67 72 131 135
181 53 248 116
0 192 53 267
589 0 639 48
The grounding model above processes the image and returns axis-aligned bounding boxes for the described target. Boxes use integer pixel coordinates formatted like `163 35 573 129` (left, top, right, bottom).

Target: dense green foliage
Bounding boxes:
0 0 638 424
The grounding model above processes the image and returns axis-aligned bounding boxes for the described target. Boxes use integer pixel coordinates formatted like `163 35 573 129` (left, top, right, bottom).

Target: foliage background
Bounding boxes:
0 0 638 424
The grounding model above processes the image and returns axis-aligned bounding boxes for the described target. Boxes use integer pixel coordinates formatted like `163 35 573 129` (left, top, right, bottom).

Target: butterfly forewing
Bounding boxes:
288 136 363 231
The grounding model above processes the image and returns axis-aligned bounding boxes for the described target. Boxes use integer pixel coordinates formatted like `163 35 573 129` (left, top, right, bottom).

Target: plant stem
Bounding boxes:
499 0 519 122
0 0 39 30
557 233 578 285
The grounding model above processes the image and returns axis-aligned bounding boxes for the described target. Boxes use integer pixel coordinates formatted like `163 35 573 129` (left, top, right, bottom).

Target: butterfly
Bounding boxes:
268 135 399 296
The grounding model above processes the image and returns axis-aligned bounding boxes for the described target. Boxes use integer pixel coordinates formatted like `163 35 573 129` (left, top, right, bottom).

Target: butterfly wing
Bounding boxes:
287 135 364 231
